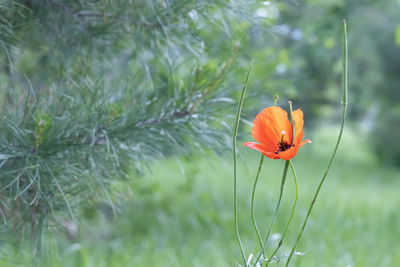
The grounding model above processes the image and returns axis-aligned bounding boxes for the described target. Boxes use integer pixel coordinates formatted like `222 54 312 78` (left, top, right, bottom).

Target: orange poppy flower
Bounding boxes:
244 106 311 160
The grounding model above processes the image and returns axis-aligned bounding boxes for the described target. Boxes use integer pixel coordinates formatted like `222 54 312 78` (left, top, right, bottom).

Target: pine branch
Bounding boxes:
0 0 264 251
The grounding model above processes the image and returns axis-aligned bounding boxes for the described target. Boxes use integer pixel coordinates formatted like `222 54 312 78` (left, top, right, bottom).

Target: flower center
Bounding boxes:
278 141 292 153
275 131 294 154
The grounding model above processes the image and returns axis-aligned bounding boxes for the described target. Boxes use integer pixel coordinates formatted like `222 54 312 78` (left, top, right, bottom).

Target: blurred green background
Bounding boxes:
0 0 399 266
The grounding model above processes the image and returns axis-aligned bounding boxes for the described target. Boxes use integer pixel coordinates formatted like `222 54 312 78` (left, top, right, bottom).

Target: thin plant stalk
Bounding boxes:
256 101 297 266
233 58 254 265
285 20 348 266
256 99 295 266
254 160 289 265
251 154 265 259
263 161 289 246
251 95 279 263
252 95 279 266
266 160 298 265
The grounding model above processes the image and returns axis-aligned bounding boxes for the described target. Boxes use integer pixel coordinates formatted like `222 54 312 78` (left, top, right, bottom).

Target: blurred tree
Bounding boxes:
243 0 400 165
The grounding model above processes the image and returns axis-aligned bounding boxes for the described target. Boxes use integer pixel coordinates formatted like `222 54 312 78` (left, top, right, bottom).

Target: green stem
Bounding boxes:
254 160 290 265
251 154 265 259
233 58 254 266
273 95 279 106
266 160 298 265
285 20 348 267
264 161 289 247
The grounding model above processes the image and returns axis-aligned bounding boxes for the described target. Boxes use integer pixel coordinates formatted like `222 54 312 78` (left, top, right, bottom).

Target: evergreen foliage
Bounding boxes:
0 0 260 242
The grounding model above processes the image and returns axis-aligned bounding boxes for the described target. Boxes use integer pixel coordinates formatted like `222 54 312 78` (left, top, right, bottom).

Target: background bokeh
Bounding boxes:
0 0 399 266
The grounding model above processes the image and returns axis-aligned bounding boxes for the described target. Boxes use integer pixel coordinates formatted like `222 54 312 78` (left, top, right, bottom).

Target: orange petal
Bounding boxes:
291 109 304 145
252 106 292 150
276 146 299 160
297 139 312 147
243 142 279 159
276 139 311 160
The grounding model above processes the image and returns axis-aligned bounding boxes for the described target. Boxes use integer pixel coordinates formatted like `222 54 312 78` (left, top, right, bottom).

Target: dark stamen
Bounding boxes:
275 141 293 154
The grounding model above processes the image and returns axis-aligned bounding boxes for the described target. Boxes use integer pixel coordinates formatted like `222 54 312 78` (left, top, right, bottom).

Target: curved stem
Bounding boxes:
263 161 289 248
285 20 348 267
254 160 290 265
266 160 298 265
251 154 265 259
233 58 254 265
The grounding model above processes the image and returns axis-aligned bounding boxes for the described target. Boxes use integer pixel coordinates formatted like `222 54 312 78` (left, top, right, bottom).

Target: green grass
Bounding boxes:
1 126 400 266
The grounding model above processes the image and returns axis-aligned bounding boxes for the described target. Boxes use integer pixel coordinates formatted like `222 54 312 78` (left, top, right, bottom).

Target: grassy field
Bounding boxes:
2 125 400 266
